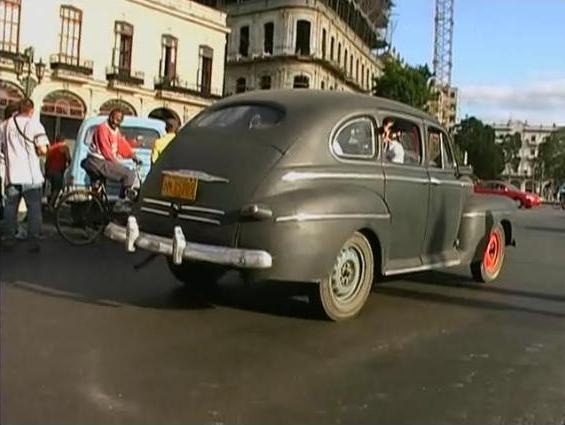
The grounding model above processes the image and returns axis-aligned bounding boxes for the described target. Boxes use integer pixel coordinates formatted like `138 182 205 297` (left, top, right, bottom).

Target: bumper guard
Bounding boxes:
104 217 272 269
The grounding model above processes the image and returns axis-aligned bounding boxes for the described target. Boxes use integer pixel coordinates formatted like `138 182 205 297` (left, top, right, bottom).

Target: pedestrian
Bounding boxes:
45 134 71 209
0 102 20 219
151 117 179 163
0 98 49 252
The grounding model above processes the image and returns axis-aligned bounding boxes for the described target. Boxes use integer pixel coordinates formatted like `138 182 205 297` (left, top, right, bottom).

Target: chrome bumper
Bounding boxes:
104 216 273 269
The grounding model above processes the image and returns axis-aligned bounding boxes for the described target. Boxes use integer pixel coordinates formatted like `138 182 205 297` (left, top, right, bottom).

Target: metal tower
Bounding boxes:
433 0 454 86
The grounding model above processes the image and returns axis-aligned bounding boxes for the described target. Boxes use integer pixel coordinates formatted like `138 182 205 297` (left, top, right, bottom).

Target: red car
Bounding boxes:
474 180 541 208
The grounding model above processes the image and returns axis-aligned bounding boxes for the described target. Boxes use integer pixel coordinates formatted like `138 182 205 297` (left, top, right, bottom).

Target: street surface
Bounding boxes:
1 206 565 425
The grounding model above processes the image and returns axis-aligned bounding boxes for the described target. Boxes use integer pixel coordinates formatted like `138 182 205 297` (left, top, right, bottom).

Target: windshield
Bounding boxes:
84 126 160 150
190 105 284 130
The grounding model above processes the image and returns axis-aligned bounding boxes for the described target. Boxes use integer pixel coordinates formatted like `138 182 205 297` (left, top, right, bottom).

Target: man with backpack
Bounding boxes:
0 98 49 252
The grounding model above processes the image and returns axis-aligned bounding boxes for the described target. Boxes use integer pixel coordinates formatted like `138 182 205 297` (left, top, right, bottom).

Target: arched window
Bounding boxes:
293 75 309 89
337 42 341 63
99 98 137 116
344 49 348 71
321 81 325 90
236 77 246 93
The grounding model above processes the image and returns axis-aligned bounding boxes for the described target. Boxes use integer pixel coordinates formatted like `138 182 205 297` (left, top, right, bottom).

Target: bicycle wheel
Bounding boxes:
55 189 109 245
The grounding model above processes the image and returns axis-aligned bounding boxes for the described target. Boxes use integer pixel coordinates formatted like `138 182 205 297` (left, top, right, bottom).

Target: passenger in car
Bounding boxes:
382 118 405 164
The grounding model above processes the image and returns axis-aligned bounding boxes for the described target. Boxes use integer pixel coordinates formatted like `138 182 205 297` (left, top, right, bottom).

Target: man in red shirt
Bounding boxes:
82 108 141 197
45 134 71 209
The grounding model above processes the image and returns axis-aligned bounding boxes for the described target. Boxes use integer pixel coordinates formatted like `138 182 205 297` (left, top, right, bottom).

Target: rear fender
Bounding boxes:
458 194 515 264
238 185 390 282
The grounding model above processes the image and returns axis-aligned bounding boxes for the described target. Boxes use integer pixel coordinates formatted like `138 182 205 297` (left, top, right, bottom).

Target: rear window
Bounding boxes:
84 126 160 150
190 105 283 130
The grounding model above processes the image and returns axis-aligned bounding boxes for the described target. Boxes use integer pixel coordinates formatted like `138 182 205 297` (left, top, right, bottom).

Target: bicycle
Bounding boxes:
54 162 142 245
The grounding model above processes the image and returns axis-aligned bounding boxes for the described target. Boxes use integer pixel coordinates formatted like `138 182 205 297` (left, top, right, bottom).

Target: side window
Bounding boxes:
427 129 443 168
331 117 375 159
441 131 456 169
381 116 422 165
428 127 456 169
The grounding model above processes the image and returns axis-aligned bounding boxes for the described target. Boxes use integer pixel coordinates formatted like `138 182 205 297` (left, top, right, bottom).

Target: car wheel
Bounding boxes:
471 223 506 283
167 259 225 290
310 232 374 321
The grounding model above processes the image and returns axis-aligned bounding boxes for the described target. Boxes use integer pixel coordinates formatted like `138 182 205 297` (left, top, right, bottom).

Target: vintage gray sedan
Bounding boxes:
105 90 515 321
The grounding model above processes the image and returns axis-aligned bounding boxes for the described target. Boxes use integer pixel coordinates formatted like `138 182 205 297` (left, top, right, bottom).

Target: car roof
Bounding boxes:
212 90 442 126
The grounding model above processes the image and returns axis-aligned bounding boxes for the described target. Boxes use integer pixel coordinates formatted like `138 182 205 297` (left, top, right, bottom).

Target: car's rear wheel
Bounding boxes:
310 232 374 321
471 223 506 283
167 259 225 290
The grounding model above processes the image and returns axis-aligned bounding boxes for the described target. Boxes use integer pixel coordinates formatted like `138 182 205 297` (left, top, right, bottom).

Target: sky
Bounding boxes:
391 0 565 125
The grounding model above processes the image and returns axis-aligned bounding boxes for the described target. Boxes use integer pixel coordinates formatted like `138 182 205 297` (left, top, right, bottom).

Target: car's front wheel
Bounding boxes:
167 259 225 290
471 223 506 283
513 198 523 208
310 232 374 321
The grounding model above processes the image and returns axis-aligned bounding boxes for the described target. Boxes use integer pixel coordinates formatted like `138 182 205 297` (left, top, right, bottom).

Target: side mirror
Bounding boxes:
457 165 473 177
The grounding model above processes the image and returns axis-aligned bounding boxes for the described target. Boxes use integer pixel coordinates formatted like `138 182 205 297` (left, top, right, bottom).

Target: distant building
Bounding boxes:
429 84 457 129
0 0 229 140
219 0 390 95
493 120 560 193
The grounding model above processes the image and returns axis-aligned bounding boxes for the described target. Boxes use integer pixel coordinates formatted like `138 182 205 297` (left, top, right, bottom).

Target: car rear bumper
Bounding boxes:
104 216 273 269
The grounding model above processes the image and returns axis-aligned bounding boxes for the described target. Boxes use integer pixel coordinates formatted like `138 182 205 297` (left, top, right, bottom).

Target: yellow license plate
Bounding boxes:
161 174 198 201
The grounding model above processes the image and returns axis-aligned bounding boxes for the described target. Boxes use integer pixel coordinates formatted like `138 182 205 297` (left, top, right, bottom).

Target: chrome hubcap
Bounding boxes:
330 246 364 304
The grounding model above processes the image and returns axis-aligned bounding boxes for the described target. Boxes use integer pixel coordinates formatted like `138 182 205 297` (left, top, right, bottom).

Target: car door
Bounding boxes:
423 124 467 262
379 112 430 273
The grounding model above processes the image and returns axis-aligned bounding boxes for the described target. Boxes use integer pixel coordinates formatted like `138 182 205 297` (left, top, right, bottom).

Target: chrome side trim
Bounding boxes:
143 198 171 207
386 175 429 184
276 212 390 223
141 207 169 216
180 205 225 216
104 220 272 269
282 171 383 182
177 213 221 225
462 211 487 218
384 259 461 276
143 198 225 216
429 179 474 188
162 169 229 183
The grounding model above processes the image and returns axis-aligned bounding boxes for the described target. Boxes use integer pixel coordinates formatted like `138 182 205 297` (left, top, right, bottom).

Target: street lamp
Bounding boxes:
12 47 45 97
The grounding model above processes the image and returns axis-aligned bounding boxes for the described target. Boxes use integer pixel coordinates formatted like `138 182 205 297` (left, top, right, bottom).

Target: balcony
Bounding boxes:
106 66 144 86
154 76 222 100
50 54 93 75
0 49 30 72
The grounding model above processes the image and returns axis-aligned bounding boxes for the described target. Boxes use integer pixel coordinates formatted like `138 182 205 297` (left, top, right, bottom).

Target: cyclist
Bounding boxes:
82 108 142 198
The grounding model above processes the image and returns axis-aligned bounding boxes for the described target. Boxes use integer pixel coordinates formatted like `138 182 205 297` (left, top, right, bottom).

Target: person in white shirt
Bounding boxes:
0 99 49 252
382 118 405 165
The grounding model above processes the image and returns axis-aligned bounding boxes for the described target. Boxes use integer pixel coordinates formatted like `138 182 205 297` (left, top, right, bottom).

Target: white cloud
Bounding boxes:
458 79 565 125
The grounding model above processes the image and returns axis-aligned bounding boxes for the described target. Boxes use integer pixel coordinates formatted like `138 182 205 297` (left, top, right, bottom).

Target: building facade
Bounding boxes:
493 120 559 193
430 84 457 129
220 0 388 95
0 0 228 140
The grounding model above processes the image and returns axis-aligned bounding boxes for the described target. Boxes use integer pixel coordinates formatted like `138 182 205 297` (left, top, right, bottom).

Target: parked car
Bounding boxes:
105 90 516 321
66 116 166 198
474 180 541 208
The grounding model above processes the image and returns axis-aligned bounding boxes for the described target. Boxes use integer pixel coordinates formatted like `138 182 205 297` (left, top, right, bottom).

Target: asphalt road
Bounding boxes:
1 206 565 425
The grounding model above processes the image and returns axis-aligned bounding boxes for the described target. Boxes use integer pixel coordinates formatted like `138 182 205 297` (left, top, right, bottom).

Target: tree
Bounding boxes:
454 117 505 180
536 128 565 185
372 57 436 110
500 132 522 174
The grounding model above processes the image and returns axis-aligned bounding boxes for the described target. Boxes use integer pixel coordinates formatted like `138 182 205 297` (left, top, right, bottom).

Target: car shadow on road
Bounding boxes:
372 271 565 319
403 270 565 303
1 238 321 320
522 225 565 234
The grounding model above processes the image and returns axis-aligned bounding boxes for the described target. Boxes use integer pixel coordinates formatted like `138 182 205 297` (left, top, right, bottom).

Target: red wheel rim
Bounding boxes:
483 231 502 274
